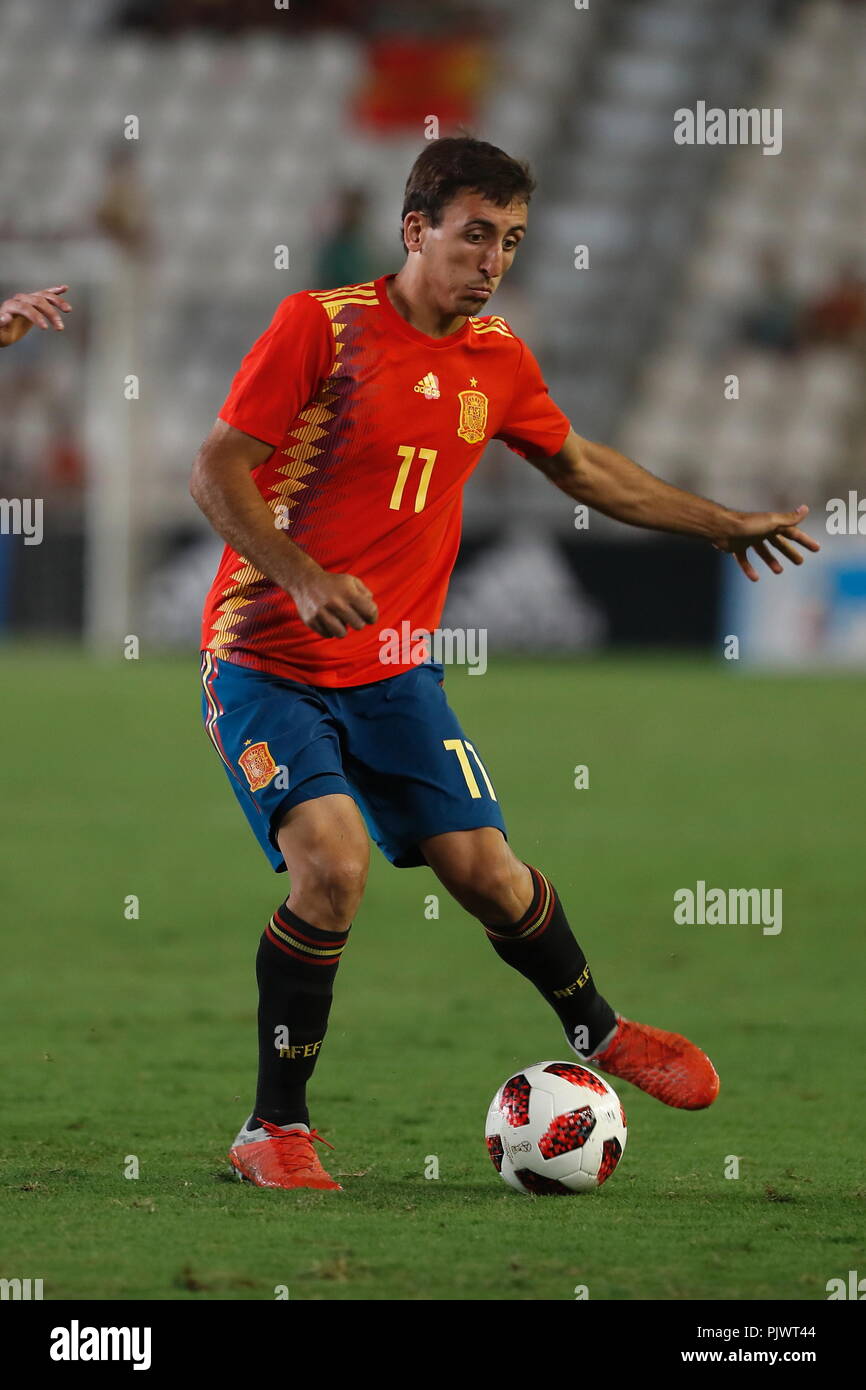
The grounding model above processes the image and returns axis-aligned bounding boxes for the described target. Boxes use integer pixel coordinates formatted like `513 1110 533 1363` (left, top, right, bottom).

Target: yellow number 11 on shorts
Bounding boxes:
443 738 497 801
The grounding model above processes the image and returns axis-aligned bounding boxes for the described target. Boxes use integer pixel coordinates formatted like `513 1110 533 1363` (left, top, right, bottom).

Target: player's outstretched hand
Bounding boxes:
0 285 71 347
712 504 820 582
293 571 379 638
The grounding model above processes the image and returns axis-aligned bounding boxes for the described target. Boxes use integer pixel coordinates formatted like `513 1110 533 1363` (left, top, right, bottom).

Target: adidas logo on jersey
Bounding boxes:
413 372 440 400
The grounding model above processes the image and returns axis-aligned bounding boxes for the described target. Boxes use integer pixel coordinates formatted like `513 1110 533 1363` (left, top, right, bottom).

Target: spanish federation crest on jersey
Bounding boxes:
239 740 279 792
457 388 488 444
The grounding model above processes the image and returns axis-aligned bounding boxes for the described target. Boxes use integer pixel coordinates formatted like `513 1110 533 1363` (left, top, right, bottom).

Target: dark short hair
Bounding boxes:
399 135 536 248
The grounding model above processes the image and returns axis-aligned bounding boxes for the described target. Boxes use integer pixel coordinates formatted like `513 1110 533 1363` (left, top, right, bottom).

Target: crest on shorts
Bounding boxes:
239 741 278 792
457 389 488 444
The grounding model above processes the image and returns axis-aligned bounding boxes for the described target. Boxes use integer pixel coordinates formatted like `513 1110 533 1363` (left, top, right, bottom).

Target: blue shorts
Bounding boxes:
200 652 507 872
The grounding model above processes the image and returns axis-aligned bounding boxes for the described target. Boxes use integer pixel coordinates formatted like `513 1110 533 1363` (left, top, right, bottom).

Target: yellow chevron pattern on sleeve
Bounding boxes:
208 286 381 654
262 283 379 533
468 315 514 338
308 281 378 377
309 280 378 306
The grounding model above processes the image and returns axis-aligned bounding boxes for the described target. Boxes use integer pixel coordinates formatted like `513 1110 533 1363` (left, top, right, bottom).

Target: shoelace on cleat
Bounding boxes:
257 1120 336 1175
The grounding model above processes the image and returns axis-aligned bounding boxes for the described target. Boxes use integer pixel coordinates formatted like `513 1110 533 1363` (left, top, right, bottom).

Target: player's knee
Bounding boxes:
459 865 519 921
433 837 522 921
277 795 369 930
322 855 369 921
292 853 369 931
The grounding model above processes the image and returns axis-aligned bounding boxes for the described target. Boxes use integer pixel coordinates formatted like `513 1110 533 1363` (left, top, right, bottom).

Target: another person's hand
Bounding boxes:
0 285 71 347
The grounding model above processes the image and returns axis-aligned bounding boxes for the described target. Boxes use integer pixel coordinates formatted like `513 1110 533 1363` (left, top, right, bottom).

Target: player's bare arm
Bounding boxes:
531 427 820 583
0 284 71 347
190 418 378 637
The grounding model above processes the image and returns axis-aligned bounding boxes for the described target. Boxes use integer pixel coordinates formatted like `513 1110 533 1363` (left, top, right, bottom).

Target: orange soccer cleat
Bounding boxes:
229 1119 343 1190
581 1014 720 1110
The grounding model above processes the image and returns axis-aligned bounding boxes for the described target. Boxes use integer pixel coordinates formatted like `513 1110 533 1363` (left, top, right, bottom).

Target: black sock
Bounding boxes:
483 865 616 1057
251 902 350 1129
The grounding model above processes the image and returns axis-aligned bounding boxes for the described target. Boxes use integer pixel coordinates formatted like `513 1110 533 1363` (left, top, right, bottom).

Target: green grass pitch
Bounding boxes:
1 645 864 1301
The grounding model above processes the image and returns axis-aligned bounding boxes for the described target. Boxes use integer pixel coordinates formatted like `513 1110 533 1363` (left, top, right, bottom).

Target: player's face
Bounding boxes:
424 191 527 315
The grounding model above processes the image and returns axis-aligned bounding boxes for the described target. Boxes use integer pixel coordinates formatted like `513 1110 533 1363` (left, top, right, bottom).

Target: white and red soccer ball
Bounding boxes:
485 1060 627 1194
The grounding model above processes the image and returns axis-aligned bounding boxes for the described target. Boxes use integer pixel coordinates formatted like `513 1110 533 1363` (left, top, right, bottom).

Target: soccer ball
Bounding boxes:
485 1060 627 1194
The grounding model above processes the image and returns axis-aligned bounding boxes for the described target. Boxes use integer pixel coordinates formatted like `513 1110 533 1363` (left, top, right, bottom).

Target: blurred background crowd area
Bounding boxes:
2 0 865 657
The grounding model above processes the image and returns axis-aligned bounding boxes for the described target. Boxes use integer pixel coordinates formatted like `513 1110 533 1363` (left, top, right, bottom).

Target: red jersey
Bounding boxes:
200 274 571 686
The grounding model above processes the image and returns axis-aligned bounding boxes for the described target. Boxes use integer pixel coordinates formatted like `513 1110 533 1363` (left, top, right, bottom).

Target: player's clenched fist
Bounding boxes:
292 571 378 638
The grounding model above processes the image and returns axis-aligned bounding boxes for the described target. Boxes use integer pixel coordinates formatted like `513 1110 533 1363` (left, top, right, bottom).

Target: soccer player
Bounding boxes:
0 285 71 347
191 138 818 1190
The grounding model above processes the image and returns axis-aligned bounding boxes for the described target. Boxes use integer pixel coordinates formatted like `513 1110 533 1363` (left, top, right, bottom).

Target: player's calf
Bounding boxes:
425 832 618 1061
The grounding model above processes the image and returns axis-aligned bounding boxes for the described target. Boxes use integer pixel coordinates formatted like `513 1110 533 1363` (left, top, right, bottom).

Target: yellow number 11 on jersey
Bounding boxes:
390 445 438 513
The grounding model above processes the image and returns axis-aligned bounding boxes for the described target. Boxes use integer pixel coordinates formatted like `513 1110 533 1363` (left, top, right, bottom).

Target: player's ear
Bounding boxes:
404 211 426 253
